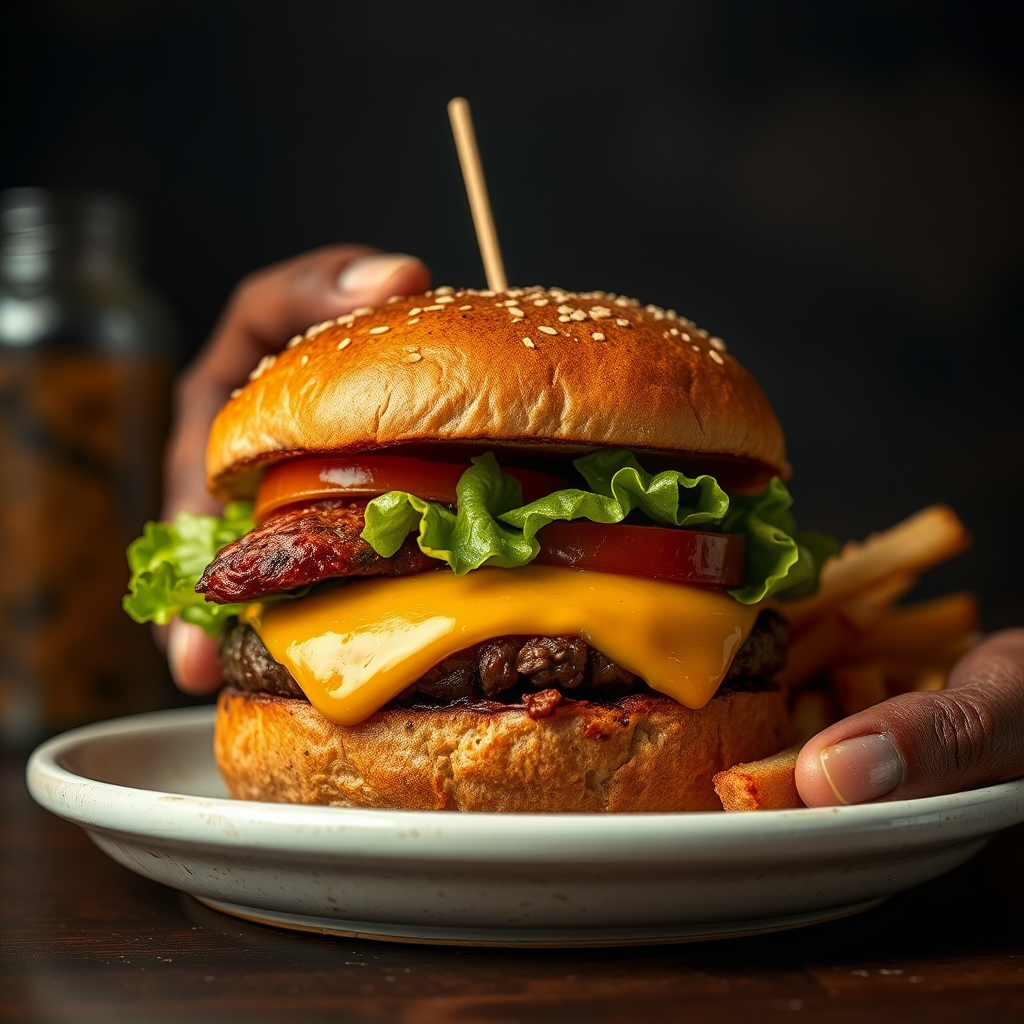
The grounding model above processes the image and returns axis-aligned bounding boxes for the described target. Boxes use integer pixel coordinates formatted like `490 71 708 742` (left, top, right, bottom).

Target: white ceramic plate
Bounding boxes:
26 707 1024 947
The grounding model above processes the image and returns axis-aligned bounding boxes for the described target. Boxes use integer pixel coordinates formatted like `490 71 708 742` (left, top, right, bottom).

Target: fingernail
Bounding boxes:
819 734 905 804
337 253 416 293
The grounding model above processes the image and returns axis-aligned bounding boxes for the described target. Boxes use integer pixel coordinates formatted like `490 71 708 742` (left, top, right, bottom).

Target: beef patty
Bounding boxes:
219 609 789 709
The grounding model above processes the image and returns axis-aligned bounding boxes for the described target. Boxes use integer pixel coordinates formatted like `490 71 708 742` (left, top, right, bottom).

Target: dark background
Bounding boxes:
4 0 1021 629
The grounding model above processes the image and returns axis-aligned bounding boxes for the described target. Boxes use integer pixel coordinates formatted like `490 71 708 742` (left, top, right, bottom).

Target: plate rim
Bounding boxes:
27 705 1024 866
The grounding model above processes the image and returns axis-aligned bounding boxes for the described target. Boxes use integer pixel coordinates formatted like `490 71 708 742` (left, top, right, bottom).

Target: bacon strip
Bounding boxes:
196 500 435 603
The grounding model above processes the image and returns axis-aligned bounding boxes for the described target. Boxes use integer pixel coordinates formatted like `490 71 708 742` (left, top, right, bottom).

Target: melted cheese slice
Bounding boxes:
245 566 758 726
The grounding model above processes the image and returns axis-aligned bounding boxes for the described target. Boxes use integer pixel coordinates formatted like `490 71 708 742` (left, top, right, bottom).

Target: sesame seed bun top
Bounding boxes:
205 285 790 501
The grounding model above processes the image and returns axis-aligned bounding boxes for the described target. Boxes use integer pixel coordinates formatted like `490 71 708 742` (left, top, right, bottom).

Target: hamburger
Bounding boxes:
126 285 832 811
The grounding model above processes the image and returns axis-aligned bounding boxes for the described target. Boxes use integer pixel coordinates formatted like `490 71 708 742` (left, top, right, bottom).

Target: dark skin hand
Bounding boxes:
164 247 1024 806
162 247 430 692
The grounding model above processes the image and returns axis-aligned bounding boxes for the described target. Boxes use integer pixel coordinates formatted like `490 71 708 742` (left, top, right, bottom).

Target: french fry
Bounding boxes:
882 660 951 695
843 592 979 662
838 572 918 631
779 590 977 692
775 613 860 690
830 662 889 716
713 746 803 811
914 668 948 692
783 506 969 632
789 687 841 745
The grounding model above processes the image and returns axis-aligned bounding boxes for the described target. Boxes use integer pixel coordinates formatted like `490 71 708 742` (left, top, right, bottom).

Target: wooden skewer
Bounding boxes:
448 97 508 293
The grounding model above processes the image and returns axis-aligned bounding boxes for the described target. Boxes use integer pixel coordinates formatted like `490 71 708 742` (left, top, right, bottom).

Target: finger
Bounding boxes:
163 247 431 518
795 628 1024 806
167 620 224 694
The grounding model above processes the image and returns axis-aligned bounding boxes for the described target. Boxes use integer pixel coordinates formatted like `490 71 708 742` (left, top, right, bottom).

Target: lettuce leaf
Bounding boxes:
361 449 830 603
716 478 838 603
122 502 254 635
502 448 729 540
361 454 535 574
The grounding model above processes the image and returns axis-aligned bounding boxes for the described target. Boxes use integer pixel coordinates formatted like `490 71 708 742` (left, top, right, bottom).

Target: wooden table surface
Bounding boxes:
2 753 1022 1024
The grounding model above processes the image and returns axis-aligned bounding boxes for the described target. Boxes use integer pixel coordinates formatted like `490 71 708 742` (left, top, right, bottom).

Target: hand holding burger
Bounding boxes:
149 247 1024 810
161 247 432 692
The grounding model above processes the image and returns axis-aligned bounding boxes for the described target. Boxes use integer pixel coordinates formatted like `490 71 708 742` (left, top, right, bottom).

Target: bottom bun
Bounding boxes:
215 686 789 812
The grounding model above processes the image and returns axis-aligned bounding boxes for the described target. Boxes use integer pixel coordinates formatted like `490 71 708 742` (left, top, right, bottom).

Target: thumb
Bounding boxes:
795 629 1024 805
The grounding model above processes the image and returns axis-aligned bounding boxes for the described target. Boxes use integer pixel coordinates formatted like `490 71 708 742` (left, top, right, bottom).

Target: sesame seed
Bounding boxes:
570 310 587 321
506 288 524 297
709 350 724 365
404 352 423 363
697 328 710 339
434 286 454 296
710 336 727 352
248 354 276 380
369 326 390 335
523 337 536 349
300 354 309 366
387 295 403 303
508 307 525 318
424 304 444 312
335 314 355 325
691 344 701 352
538 326 558 335
408 307 423 316
616 318 631 327
338 338 351 350
501 299 518 307
435 295 455 304
589 306 611 319
592 332 606 341
458 304 473 311
533 298 549 306
558 315 571 322
480 290 495 297
680 332 691 342
286 335 304 349
614 296 631 307
305 320 332 339
230 387 243 399
407 318 421 325
351 307 373 317
557 305 574 315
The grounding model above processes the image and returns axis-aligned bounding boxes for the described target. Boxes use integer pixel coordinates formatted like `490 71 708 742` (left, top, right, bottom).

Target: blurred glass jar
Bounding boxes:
0 189 175 749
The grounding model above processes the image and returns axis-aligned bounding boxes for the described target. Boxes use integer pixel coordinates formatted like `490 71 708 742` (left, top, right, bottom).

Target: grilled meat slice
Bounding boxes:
196 499 436 603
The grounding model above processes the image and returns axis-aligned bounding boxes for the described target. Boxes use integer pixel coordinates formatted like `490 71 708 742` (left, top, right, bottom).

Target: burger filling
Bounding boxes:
125 448 833 725
195 499 435 603
219 610 788 714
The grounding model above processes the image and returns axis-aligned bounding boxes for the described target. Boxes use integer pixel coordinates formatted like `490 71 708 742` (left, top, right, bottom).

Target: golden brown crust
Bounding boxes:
214 687 790 812
206 286 789 501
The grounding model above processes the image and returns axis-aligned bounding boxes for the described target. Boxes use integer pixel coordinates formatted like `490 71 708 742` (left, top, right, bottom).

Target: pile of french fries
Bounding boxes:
714 505 977 811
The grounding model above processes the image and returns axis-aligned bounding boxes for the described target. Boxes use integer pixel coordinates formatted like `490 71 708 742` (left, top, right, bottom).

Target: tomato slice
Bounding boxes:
255 455 570 524
534 520 745 587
